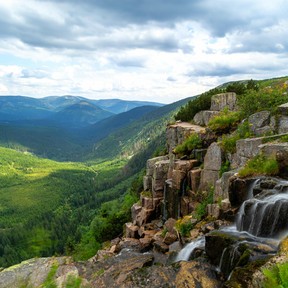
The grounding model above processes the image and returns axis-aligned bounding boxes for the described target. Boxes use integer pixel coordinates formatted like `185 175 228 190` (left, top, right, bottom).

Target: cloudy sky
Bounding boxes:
0 0 287 103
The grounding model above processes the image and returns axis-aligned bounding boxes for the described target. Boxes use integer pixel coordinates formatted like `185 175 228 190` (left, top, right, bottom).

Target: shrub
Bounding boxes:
208 108 241 134
174 133 202 157
193 187 214 220
237 86 288 118
220 160 230 177
219 120 251 154
175 216 194 237
238 154 279 178
174 88 224 122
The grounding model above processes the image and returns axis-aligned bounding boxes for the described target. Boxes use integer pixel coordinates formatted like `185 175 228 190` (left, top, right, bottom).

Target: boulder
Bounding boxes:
248 110 273 136
228 177 256 207
163 232 178 245
232 137 263 168
153 241 169 253
278 102 288 116
193 110 220 126
188 169 201 192
210 92 237 111
278 115 288 133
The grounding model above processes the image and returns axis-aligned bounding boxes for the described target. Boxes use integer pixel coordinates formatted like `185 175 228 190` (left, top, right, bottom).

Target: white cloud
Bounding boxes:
0 0 287 103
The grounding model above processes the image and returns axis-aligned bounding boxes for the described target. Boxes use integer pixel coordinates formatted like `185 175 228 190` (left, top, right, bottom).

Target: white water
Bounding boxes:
174 237 205 262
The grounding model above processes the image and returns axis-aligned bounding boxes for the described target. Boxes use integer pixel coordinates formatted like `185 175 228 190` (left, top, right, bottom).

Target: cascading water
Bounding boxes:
174 177 287 278
236 178 288 237
174 237 205 262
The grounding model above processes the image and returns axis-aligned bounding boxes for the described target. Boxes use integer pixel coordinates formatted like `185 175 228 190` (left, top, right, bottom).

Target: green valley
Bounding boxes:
0 146 136 267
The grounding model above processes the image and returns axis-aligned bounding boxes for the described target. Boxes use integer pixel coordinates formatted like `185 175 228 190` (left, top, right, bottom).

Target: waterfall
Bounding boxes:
236 184 288 237
174 237 205 262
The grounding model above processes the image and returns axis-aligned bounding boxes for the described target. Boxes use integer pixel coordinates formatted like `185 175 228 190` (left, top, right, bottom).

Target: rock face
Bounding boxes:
200 142 223 191
166 122 205 155
0 257 72 288
210 92 237 111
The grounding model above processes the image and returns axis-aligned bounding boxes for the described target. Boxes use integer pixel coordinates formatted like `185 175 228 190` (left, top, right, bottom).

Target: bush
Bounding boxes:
237 86 288 118
193 187 214 220
208 108 241 134
174 133 202 157
238 154 279 178
175 216 194 237
219 120 251 154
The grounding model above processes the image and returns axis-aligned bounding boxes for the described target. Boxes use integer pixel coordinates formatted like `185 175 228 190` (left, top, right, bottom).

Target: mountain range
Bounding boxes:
0 95 163 127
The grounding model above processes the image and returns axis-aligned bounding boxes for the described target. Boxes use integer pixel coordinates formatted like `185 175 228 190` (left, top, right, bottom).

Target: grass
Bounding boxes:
238 154 279 178
208 108 241 134
174 133 202 156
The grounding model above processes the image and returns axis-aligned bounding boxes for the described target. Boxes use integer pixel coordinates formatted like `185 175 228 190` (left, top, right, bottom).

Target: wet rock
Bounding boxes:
229 177 255 207
205 231 238 265
176 260 221 288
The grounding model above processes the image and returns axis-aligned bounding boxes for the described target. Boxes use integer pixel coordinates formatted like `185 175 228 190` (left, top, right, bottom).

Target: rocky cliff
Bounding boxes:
2 92 288 287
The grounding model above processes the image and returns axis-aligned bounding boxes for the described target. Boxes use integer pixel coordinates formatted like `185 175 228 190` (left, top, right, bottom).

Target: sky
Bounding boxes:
0 0 287 104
